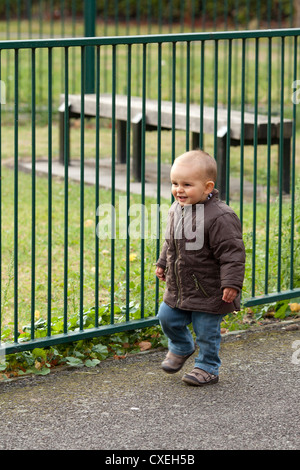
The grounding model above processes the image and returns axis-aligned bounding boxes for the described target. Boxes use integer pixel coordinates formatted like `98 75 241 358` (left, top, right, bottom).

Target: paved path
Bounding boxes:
0 325 299 451
19 158 265 202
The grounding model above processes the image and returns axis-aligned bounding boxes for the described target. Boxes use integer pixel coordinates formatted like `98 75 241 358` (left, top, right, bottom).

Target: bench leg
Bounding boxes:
132 114 142 182
216 129 227 200
117 120 127 164
59 111 70 166
279 138 291 194
191 132 204 150
192 132 199 149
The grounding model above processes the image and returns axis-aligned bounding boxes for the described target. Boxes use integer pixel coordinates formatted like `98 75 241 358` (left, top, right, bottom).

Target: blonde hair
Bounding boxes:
174 150 217 183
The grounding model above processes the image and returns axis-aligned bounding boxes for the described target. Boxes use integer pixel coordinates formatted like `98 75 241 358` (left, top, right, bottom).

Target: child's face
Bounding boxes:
170 161 213 206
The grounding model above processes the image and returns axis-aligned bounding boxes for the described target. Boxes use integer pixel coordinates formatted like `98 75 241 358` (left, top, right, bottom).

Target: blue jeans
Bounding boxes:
157 301 225 376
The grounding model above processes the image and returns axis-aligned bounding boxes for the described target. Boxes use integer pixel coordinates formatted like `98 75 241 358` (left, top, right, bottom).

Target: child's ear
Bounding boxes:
205 180 215 193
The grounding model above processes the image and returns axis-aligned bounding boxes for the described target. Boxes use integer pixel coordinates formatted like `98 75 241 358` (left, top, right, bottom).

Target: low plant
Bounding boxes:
0 301 168 381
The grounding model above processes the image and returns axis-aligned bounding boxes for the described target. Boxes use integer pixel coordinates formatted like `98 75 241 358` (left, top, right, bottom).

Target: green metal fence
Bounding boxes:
0 1 297 100
0 28 299 356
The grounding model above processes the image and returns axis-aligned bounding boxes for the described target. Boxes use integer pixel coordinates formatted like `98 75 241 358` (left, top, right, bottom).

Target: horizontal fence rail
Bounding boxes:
0 28 299 355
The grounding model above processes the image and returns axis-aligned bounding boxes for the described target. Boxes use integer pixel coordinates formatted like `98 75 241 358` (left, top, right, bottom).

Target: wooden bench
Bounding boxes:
59 93 292 199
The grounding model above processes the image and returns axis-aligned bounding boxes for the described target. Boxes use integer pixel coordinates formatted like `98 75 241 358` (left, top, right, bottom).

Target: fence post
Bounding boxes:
84 0 96 93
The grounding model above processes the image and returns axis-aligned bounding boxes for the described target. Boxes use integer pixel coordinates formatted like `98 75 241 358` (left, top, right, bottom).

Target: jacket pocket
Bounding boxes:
191 273 209 298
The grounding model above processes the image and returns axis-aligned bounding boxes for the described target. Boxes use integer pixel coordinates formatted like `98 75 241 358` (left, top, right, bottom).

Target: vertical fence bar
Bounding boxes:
226 39 232 205
214 40 218 160
155 41 162 315
290 35 297 291
171 41 176 166
126 44 132 321
265 37 272 295
5 0 10 103
47 47 53 337
103 0 108 92
0 50 2 343
72 0 77 93
147 1 152 98
199 40 205 149
190 1 195 103
141 43 147 318
95 45 100 328
31 48 36 340
63 46 69 334
84 0 96 94
239 38 246 229
252 37 259 298
14 49 19 343
179 2 184 102
38 0 43 104
186 41 190 151
80 46 85 330
167 5 173 101
277 36 285 293
111 44 116 325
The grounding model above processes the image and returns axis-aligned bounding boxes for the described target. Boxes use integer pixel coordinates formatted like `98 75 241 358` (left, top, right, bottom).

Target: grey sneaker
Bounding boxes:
182 367 219 386
161 350 195 374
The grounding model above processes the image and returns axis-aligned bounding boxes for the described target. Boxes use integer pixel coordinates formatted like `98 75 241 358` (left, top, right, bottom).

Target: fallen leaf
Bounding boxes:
221 328 229 334
113 354 126 360
139 341 152 351
84 219 94 227
289 303 300 312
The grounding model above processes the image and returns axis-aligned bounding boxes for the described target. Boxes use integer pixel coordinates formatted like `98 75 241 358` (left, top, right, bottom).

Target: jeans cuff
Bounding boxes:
194 361 219 376
169 346 195 357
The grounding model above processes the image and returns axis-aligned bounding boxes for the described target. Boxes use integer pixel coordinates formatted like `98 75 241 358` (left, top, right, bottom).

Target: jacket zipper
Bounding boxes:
174 208 184 307
192 274 209 298
175 241 181 307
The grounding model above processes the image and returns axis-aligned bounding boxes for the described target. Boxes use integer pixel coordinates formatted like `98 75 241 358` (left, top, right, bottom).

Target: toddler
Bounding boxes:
156 150 245 386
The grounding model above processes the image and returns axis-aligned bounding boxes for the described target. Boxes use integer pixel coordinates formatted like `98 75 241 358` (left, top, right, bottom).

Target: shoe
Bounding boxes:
161 350 195 374
182 367 219 386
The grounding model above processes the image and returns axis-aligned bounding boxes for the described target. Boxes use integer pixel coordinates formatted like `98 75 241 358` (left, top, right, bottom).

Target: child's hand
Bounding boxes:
222 287 238 303
155 266 166 281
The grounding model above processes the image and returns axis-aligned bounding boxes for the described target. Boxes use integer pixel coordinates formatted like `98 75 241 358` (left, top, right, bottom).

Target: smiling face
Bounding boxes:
170 152 216 206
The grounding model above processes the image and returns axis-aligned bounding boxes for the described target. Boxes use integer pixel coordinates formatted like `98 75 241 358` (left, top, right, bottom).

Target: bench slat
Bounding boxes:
60 93 292 141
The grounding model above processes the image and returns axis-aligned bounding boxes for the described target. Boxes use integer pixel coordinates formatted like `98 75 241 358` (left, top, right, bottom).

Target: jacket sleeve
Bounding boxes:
156 202 176 269
156 240 168 269
209 212 245 292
